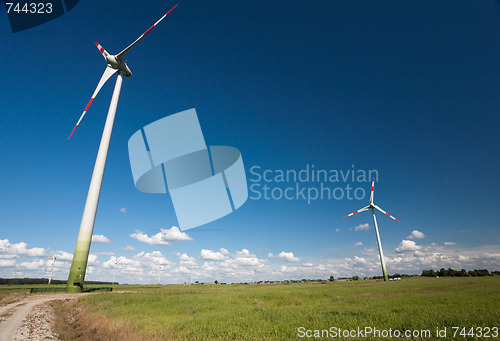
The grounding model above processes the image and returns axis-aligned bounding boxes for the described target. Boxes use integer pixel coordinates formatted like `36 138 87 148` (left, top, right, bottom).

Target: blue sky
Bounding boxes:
0 0 499 284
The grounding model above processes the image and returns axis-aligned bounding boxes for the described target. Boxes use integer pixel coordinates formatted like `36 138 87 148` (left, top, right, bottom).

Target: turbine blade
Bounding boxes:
343 205 370 218
68 66 117 140
116 3 179 60
370 177 375 203
95 41 110 59
374 204 400 222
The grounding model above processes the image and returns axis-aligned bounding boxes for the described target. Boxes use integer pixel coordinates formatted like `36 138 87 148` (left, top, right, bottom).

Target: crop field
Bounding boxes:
34 276 498 340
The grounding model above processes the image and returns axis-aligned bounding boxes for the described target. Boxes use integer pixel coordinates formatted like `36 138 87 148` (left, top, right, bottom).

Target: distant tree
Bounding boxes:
214 280 218 285
329 276 335 282
352 276 359 281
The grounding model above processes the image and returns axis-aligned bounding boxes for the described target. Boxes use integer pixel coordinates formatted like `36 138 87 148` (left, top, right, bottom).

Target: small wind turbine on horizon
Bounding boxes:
111 260 118 286
157 263 162 285
48 255 57 285
65 4 179 293
343 177 400 282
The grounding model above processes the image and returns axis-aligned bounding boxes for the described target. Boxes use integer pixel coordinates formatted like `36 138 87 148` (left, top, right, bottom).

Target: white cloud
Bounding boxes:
134 251 173 266
175 252 197 268
303 263 314 267
280 265 299 273
268 251 300 262
92 235 110 243
53 251 73 261
335 228 341 232
354 223 370 231
444 242 457 246
355 242 363 246
88 254 99 265
19 259 45 270
119 207 127 213
0 259 16 267
407 230 426 239
395 240 421 253
121 245 135 251
130 227 193 246
0 239 45 257
220 248 230 255
200 249 227 260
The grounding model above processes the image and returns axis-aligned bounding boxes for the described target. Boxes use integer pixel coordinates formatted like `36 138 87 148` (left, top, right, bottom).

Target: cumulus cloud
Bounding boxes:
0 239 45 258
92 235 110 243
269 251 300 262
407 230 426 239
121 245 135 251
232 249 267 267
354 223 370 231
395 240 421 253
335 228 341 232
88 254 99 265
444 242 457 246
134 251 173 266
355 242 363 246
119 208 127 213
200 249 227 260
0 259 16 267
53 251 73 261
130 226 192 246
175 252 197 268
19 259 45 270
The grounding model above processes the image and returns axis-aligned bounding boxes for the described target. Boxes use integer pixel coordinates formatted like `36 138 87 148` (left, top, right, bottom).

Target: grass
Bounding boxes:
2 277 498 340
55 277 500 340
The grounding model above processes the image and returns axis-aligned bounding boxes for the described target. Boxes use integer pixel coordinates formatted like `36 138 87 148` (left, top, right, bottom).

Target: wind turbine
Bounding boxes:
48 255 57 285
65 4 179 293
157 263 162 285
343 178 400 282
111 260 118 286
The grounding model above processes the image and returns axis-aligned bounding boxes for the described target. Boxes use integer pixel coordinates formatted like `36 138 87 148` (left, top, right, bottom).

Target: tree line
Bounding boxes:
421 268 500 277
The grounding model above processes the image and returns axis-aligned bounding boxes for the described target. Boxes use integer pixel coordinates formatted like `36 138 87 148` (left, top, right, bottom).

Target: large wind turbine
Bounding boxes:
343 178 400 281
66 4 179 293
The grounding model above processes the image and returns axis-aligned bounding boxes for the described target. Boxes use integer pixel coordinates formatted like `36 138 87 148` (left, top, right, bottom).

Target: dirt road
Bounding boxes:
0 294 82 341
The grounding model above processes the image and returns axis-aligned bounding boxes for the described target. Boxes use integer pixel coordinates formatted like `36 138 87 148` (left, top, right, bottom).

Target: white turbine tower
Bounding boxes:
65 4 179 293
157 263 162 285
48 255 57 285
343 177 400 282
111 260 118 286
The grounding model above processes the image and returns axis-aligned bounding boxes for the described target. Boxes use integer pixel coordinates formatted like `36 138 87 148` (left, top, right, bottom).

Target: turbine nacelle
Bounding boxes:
105 54 132 77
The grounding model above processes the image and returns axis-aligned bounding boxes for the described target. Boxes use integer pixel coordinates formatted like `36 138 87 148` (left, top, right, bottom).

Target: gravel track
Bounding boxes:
0 294 82 341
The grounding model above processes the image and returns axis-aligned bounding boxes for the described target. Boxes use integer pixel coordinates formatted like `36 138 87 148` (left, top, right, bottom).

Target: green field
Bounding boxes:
2 277 499 340
51 277 499 340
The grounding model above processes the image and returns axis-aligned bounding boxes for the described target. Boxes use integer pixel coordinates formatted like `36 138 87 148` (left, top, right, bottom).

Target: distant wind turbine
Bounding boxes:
48 255 57 285
65 4 179 293
111 260 118 286
157 264 162 285
343 178 400 281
